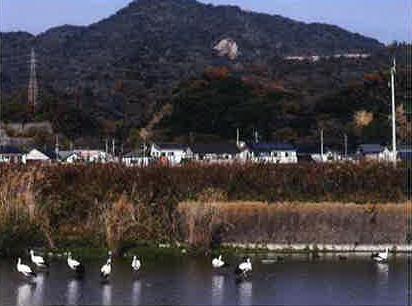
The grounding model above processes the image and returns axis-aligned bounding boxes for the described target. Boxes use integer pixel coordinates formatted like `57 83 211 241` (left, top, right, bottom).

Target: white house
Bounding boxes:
190 143 241 163
58 151 82 164
398 144 412 162
24 149 55 164
356 144 391 162
150 143 192 166
74 150 113 163
246 143 298 164
122 151 151 167
297 145 342 163
0 146 24 163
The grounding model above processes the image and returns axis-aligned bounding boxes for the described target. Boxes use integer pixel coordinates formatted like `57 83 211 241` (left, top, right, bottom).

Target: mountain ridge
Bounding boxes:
1 0 393 147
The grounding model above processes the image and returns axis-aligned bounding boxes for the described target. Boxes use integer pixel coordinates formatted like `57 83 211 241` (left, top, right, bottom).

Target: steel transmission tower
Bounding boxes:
28 48 38 112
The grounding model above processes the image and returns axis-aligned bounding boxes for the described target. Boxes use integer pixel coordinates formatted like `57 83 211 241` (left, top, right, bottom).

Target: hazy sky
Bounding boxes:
1 0 410 43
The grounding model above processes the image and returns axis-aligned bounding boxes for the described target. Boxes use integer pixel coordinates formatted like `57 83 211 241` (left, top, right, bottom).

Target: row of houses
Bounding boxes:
0 147 113 164
111 143 408 165
0 143 408 166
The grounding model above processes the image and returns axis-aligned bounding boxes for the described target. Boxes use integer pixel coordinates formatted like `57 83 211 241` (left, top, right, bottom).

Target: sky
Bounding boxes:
1 0 410 44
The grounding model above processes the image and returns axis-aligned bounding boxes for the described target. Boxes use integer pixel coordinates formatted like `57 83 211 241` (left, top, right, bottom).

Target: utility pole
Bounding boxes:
320 129 324 162
55 135 60 161
112 138 115 157
344 133 348 160
236 128 240 147
390 58 397 166
142 141 146 167
28 48 38 113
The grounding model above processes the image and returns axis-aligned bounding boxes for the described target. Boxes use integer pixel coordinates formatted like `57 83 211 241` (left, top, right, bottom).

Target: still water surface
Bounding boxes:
0 254 407 305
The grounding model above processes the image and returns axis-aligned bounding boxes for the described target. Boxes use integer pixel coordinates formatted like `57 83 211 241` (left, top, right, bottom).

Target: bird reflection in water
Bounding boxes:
131 280 142 305
237 280 253 306
102 283 112 306
66 278 81 305
211 275 224 305
32 273 46 306
16 283 34 306
376 262 389 288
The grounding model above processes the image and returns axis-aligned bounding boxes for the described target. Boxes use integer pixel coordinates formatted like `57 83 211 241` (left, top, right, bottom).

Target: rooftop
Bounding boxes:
0 145 23 155
191 143 240 155
357 144 386 154
153 143 189 151
247 142 296 152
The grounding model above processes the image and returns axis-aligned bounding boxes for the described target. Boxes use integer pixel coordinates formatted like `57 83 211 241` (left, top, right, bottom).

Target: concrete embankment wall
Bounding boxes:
177 202 408 248
221 243 411 253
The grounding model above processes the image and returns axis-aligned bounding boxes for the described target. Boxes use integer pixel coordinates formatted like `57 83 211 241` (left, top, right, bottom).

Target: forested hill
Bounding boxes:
2 0 404 149
159 49 409 148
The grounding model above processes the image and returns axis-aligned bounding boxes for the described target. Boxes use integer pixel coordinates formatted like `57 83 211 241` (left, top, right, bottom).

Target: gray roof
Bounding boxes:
357 144 385 154
191 143 240 155
297 145 335 155
58 150 77 160
247 142 296 152
153 143 189 151
0 146 23 155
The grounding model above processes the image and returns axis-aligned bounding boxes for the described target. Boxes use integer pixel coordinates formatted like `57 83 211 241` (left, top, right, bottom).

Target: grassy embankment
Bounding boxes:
0 163 407 257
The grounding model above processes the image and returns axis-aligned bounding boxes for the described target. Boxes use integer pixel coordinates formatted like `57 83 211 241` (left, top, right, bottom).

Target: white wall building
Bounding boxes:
74 150 113 163
150 143 192 166
122 151 151 167
356 144 391 162
246 143 298 164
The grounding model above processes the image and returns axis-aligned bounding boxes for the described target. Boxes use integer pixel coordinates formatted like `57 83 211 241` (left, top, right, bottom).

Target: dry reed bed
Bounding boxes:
0 163 407 254
177 202 407 246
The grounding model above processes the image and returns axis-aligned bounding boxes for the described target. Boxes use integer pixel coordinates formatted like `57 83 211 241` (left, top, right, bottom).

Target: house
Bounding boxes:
58 150 82 164
356 144 391 162
297 145 342 163
0 146 24 163
73 150 113 163
52 150 112 164
24 148 56 164
246 143 298 164
150 143 192 165
398 144 412 161
122 151 151 167
190 143 241 163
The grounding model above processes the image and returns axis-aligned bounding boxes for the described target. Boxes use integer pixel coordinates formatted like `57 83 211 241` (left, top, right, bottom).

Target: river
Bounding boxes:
0 253 407 305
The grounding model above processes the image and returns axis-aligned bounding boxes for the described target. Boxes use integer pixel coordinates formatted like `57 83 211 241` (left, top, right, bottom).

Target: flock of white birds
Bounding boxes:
16 248 390 282
16 250 256 282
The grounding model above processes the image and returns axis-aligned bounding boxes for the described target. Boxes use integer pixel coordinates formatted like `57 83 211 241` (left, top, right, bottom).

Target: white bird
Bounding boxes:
100 256 112 279
372 248 389 263
67 252 85 274
17 258 37 278
212 255 225 268
131 256 141 272
235 257 252 276
30 250 48 268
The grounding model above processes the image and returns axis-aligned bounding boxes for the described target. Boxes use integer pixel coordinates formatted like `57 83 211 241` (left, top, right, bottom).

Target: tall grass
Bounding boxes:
0 162 406 253
0 165 49 254
178 202 406 245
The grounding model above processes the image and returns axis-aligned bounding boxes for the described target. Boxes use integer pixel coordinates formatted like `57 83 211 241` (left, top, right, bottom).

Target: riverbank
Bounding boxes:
0 164 407 256
221 243 412 253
